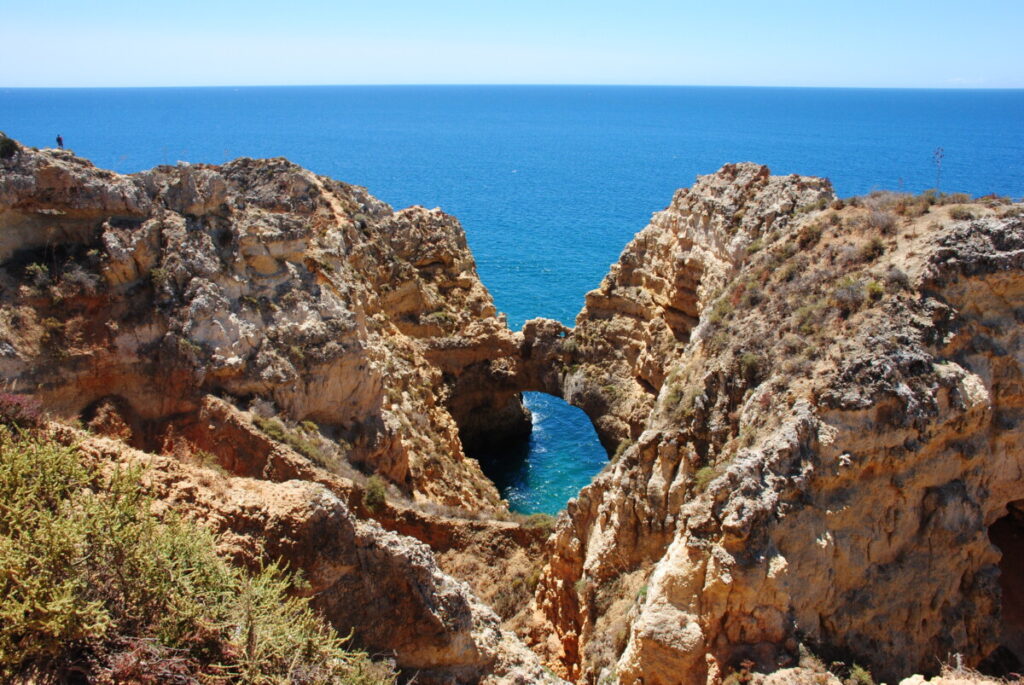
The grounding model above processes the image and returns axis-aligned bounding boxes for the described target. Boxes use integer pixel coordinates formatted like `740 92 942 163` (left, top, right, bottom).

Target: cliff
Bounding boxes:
526 164 1024 684
2 138 1022 685
0 142 557 684
0 144 528 510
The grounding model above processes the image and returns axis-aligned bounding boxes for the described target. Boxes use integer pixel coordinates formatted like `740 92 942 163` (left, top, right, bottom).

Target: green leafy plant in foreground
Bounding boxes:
0 426 394 684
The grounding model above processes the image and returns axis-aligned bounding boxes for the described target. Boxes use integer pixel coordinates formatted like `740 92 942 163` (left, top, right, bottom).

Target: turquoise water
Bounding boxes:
3 86 1023 512
476 393 606 515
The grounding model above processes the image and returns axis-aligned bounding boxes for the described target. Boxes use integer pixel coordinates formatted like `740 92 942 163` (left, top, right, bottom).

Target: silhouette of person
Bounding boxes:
56 135 64 149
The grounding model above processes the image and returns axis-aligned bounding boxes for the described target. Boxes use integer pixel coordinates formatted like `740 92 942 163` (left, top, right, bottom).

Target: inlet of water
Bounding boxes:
472 392 608 515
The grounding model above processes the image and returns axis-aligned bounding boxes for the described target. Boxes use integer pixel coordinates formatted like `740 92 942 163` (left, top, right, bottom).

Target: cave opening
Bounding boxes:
469 392 608 515
983 504 1024 677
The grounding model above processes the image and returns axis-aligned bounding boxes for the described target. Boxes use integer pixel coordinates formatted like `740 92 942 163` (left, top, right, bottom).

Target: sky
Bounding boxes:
2 0 1022 88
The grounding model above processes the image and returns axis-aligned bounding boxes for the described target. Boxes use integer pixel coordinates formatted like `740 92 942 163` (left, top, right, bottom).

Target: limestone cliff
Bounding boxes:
0 145 527 510
527 165 1024 684
4 138 1024 685
0 142 561 683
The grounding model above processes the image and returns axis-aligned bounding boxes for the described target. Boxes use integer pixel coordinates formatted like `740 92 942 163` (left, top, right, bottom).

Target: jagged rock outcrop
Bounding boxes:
0 143 563 681
58 424 558 684
527 166 1024 684
0 145 529 510
5 140 1024 685
516 164 833 452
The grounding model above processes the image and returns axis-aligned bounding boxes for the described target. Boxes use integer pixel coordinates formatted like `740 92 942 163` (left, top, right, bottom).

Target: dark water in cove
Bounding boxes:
3 86 1023 513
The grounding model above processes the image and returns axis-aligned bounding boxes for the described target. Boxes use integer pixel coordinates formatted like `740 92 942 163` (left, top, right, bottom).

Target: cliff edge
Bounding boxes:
525 164 1024 684
3 138 1023 685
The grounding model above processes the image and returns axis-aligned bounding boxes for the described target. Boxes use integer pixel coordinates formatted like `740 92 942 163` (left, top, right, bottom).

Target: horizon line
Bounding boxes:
3 83 1023 92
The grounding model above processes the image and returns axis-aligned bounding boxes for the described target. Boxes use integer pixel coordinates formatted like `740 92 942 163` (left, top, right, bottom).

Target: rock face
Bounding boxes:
528 165 1024 683
5 142 1024 685
62 424 556 684
0 143 560 682
0 146 528 510
515 163 834 452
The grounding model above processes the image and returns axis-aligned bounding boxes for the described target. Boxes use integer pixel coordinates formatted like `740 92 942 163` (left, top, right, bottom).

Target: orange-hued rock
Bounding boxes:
54 425 558 684
528 167 1024 684
0 145 528 511
6 140 1024 684
515 164 833 453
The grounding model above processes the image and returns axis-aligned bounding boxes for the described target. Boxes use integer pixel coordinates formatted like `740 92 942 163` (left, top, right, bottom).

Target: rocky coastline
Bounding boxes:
1 137 1022 684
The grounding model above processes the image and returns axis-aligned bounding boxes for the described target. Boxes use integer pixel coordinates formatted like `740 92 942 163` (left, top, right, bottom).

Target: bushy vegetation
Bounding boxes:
693 465 720 492
490 566 543 619
254 416 327 466
524 512 557 536
0 134 18 160
0 427 395 684
949 205 977 221
362 475 387 511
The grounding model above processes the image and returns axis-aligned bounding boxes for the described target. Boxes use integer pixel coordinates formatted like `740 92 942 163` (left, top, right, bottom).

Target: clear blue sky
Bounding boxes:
3 0 1022 88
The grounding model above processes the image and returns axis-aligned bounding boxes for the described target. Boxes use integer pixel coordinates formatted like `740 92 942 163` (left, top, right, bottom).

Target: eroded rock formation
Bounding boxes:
0 145 528 511
527 165 1024 684
3 140 1023 685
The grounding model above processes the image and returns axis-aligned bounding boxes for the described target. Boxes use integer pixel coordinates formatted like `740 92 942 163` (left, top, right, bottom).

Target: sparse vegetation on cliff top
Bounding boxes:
0 425 395 684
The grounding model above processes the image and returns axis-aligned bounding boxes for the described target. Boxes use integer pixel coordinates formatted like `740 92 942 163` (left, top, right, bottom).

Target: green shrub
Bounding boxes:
694 465 719 492
866 280 884 301
149 267 169 288
0 135 17 160
738 351 763 383
949 206 976 221
254 416 326 466
422 310 453 326
859 236 885 261
794 297 827 336
940 192 972 205
849 663 875 685
739 282 762 308
491 572 536 619
524 512 557 536
0 427 394 683
706 297 734 325
777 261 800 282
26 262 50 288
363 475 387 511
797 196 829 213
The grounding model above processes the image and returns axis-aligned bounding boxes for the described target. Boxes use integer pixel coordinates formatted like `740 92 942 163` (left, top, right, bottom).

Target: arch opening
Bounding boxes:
468 392 608 515
982 504 1024 677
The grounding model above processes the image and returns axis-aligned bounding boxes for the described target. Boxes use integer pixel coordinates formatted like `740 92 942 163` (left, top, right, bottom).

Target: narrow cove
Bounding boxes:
471 392 608 515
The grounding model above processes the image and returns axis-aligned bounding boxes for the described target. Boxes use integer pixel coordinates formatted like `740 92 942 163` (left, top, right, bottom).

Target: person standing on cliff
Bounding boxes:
56 134 63 149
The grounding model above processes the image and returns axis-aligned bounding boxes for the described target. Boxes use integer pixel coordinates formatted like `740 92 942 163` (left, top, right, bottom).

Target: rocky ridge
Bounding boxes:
525 165 1024 684
0 142 557 683
2 139 1023 685
0 145 528 510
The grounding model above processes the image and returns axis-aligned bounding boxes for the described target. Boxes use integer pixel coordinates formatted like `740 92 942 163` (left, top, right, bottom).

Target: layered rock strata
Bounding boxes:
4 140 1024 685
528 165 1024 684
0 143 560 682
0 145 527 510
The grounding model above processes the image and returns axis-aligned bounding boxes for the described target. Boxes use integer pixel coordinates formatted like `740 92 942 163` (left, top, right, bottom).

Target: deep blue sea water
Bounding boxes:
3 86 1023 513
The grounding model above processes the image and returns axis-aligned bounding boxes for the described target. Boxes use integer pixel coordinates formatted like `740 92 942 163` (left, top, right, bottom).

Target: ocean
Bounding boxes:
3 85 1022 513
